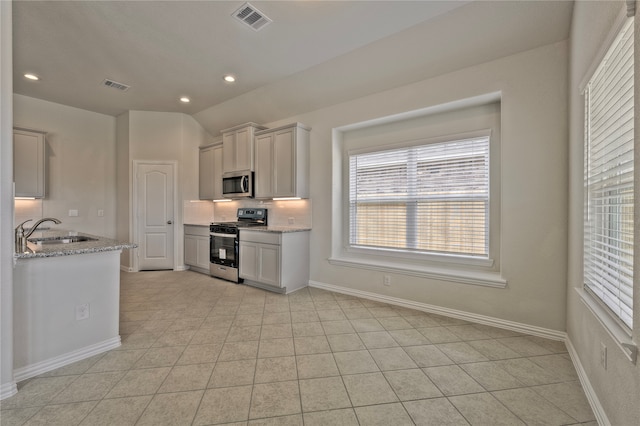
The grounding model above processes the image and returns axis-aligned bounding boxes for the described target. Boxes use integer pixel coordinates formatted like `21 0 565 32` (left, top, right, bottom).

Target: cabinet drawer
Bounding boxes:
184 225 210 237
239 230 280 245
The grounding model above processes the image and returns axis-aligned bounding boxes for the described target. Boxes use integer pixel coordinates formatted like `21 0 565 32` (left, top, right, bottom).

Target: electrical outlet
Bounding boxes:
97 209 104 217
383 275 391 286
600 342 607 370
288 217 295 225
75 303 90 321
68 209 79 217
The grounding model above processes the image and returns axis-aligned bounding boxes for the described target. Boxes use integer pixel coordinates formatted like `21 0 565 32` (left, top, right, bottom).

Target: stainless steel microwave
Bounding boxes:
222 171 253 198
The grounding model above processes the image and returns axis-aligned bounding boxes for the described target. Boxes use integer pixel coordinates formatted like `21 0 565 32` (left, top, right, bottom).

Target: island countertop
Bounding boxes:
14 230 137 259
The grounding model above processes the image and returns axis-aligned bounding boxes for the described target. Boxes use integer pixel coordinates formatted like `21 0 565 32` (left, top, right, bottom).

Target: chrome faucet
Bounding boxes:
15 217 62 252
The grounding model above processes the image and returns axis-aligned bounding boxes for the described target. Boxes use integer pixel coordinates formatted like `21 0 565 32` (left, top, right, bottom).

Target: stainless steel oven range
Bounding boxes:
209 208 267 283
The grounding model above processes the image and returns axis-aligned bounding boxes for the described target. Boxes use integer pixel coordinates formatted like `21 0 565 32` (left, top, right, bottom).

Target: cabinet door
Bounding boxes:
222 132 235 173
199 146 215 200
213 145 223 200
273 128 295 197
184 235 198 266
254 133 273 199
196 236 211 270
257 244 280 287
235 128 252 171
14 129 45 198
239 242 258 281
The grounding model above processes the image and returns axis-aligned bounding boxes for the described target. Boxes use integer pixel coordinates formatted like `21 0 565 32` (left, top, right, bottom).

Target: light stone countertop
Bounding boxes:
14 230 137 259
245 226 311 233
184 223 311 233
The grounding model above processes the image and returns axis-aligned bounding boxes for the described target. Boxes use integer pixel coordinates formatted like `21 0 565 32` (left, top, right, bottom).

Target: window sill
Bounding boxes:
328 255 507 289
575 287 637 364
347 245 495 268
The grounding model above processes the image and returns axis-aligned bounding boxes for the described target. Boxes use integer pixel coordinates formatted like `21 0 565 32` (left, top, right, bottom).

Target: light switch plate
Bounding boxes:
68 209 79 217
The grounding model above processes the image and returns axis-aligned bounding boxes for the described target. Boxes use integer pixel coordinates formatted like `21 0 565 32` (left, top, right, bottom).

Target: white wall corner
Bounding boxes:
0 0 15 402
565 337 611 426
0 381 18 401
120 265 135 273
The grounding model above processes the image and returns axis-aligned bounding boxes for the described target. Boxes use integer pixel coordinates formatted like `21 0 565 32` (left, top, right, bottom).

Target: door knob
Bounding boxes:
167 220 173 225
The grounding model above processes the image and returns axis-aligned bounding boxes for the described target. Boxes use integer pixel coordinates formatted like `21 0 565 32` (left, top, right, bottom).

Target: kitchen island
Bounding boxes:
13 231 136 381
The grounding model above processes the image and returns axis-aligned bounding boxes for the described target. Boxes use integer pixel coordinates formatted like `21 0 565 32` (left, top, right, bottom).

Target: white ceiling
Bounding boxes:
12 1 574 135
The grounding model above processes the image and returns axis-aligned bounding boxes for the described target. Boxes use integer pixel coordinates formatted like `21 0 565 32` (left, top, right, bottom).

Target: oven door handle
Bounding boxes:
210 232 237 238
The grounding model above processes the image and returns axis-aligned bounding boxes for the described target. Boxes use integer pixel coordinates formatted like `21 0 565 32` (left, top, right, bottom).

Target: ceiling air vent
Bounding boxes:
232 2 272 31
102 79 130 92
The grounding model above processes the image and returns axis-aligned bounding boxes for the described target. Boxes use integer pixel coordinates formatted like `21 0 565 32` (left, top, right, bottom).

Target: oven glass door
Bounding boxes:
210 233 238 268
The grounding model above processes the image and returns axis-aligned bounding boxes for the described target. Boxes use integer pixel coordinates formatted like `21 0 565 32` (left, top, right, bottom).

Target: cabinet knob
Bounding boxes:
167 220 173 225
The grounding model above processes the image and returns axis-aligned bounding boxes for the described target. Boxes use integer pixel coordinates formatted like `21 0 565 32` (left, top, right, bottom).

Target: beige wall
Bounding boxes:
260 39 569 333
567 1 640 424
118 111 213 270
13 94 117 238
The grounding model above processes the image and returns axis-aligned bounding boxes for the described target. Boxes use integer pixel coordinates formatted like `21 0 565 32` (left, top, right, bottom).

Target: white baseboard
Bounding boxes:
13 336 121 383
175 265 188 272
120 265 134 272
0 381 18 401
309 280 566 341
565 338 609 426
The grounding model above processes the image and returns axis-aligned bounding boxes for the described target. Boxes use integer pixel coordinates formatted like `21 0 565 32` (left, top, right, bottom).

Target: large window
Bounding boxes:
584 18 634 330
349 135 490 258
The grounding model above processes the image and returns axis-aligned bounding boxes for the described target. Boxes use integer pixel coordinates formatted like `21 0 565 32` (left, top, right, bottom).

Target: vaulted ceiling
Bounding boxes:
12 1 574 135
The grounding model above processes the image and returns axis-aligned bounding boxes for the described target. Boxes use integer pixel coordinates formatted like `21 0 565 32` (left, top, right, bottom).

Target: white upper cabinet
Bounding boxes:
254 123 310 199
221 123 266 173
199 144 222 200
14 128 46 198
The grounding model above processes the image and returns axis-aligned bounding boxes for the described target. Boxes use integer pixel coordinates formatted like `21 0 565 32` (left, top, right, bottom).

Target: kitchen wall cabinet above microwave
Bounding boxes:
254 123 310 199
14 128 46 198
221 122 266 173
199 144 223 200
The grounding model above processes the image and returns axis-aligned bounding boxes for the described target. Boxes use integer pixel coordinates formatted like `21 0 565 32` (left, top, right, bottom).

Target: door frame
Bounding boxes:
132 160 179 272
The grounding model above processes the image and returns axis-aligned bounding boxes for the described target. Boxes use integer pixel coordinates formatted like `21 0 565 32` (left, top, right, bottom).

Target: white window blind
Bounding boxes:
584 18 634 330
349 136 489 257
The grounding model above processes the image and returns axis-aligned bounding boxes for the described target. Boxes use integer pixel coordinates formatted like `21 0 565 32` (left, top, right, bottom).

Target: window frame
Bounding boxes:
582 15 635 338
343 129 495 269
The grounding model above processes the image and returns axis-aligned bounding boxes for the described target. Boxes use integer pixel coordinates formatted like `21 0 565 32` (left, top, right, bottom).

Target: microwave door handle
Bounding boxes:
242 175 249 193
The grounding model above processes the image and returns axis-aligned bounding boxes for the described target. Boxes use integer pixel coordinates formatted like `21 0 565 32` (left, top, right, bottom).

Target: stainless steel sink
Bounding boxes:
28 236 98 245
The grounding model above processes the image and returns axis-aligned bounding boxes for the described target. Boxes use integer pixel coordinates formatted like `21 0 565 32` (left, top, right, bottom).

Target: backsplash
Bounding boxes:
14 199 44 228
213 199 312 227
183 200 214 225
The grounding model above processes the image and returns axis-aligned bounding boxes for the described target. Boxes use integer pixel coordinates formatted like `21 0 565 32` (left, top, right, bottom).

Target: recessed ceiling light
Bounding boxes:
24 73 39 81
180 97 190 103
223 74 236 83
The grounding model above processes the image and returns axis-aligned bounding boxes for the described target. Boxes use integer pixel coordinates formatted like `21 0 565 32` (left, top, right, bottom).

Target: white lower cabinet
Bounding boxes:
184 225 210 273
239 229 309 294
239 240 280 286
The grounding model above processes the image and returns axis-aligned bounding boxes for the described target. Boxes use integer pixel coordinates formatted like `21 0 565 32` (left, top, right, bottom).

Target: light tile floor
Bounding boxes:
1 270 597 425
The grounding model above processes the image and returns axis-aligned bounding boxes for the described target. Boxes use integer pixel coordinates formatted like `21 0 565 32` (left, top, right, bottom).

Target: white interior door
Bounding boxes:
137 163 175 270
